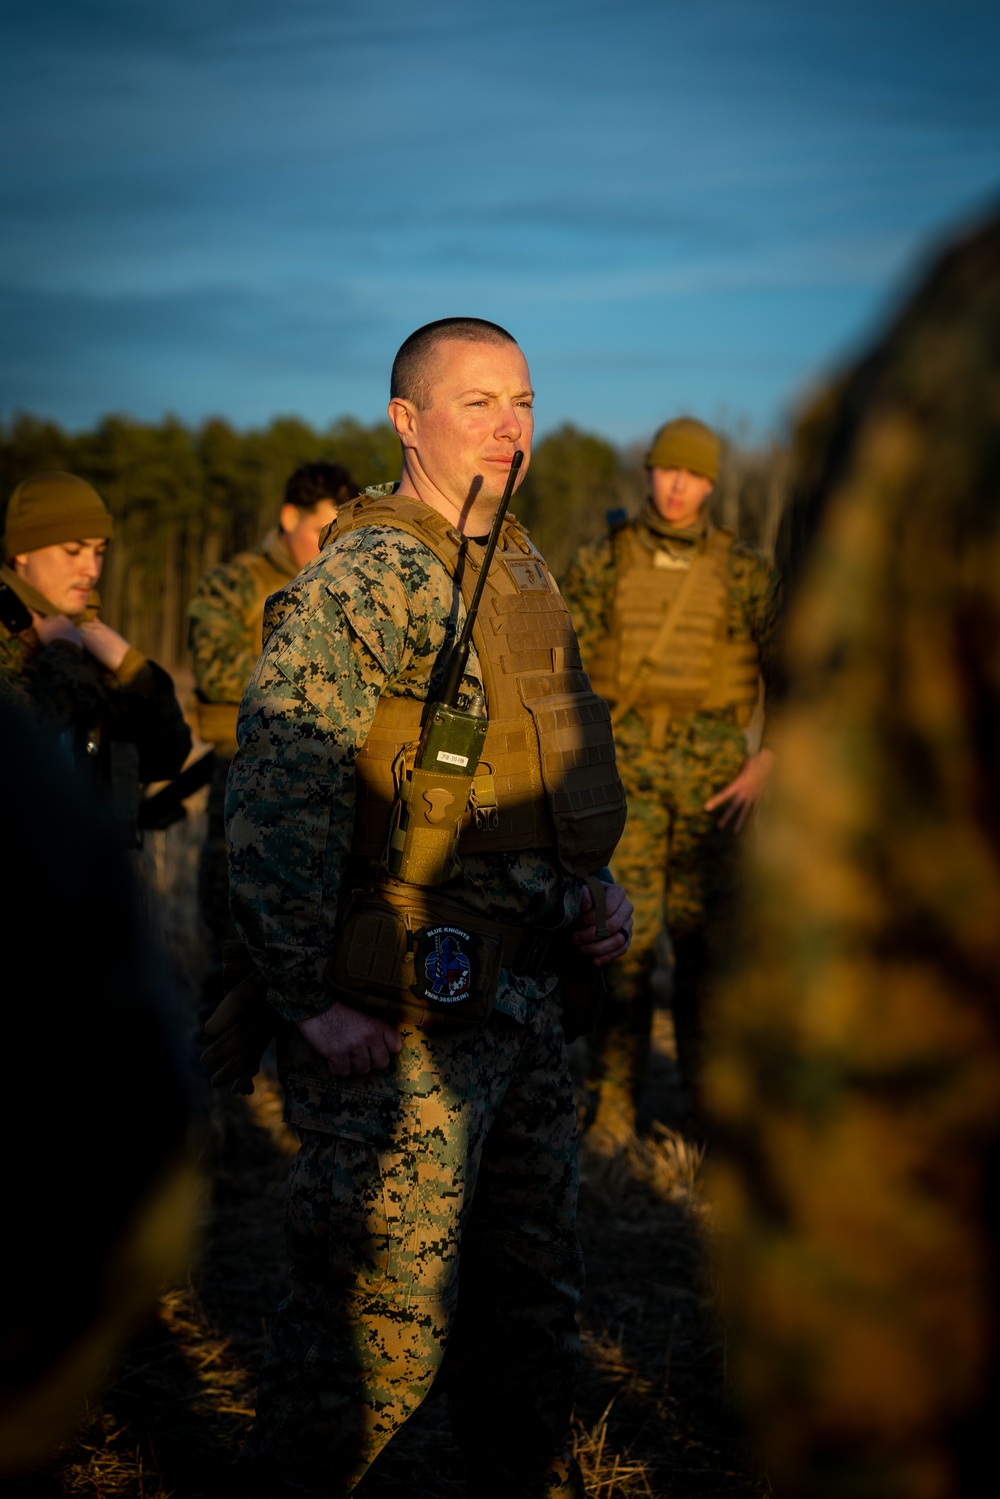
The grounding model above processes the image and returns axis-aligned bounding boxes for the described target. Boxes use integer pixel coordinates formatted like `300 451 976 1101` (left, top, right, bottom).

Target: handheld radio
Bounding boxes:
384 450 524 886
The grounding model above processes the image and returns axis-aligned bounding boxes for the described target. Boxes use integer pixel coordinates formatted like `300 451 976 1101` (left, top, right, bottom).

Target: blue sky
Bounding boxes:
1 0 998 442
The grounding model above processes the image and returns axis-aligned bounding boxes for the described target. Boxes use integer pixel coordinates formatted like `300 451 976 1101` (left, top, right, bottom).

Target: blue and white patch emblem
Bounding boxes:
418 925 475 1004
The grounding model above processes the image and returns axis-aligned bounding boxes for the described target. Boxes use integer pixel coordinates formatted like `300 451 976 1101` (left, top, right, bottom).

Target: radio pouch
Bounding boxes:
384 764 476 887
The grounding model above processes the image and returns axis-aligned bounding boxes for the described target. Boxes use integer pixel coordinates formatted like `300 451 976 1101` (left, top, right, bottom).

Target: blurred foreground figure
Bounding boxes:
188 461 354 946
0 701 197 1476
562 419 780 1135
704 213 1000 1497
0 471 191 845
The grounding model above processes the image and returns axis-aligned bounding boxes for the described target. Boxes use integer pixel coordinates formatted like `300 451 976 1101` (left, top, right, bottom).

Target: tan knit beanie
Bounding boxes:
645 417 721 482
3 472 114 561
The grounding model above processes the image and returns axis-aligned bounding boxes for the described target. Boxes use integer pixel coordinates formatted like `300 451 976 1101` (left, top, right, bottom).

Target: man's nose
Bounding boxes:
494 402 522 439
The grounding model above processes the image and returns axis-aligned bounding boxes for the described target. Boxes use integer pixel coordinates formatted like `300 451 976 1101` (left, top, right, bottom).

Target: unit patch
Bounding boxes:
415 925 477 1004
504 557 549 591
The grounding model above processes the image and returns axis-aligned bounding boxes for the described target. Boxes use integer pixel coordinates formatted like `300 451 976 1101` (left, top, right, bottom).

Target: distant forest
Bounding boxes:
0 413 789 668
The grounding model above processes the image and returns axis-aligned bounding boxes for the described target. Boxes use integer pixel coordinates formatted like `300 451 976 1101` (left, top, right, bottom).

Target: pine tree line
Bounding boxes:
0 412 789 668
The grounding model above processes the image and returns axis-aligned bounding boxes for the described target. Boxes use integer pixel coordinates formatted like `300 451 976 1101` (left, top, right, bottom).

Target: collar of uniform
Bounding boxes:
0 561 100 623
261 526 299 580
638 502 709 553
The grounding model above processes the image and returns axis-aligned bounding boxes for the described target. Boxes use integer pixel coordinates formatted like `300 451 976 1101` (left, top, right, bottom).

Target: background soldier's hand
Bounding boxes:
31 612 85 650
704 747 775 832
572 880 634 967
78 618 132 672
298 1002 402 1077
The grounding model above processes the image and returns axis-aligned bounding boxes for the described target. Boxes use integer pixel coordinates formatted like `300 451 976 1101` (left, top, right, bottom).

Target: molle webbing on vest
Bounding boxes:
587 523 760 725
331 492 626 877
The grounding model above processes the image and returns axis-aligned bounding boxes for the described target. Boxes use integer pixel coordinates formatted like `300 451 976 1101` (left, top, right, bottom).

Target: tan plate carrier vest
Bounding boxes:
196 547 294 748
332 491 627 881
587 523 759 744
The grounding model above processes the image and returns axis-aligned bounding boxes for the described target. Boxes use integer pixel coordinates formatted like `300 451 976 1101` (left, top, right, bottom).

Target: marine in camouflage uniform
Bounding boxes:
703 214 1000 1497
561 419 781 1128
0 472 190 845
226 321 630 1498
187 461 353 941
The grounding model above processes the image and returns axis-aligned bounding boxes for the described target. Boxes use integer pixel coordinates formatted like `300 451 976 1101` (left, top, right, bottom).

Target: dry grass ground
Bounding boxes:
2 794 768 1499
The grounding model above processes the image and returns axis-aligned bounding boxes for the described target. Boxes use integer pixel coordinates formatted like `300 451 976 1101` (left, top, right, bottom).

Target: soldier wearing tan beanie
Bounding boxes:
0 471 190 844
562 416 782 1139
3 471 114 562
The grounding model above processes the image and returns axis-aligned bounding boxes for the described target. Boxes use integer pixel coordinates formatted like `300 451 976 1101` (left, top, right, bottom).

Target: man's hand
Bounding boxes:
78 619 132 672
32 612 84 650
704 747 775 832
572 880 634 968
297 1001 402 1078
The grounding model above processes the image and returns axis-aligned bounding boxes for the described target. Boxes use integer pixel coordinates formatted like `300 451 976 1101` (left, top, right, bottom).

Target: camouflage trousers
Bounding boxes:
245 989 584 1495
590 716 747 1108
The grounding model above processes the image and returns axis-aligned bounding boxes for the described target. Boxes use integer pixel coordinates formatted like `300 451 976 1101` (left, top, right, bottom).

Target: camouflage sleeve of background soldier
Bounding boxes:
558 533 616 670
728 544 783 698
703 219 1000 1499
225 528 465 1022
187 560 261 703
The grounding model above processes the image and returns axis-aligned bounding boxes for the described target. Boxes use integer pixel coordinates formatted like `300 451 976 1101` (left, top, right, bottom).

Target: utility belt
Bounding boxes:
202 881 605 1093
327 879 568 1031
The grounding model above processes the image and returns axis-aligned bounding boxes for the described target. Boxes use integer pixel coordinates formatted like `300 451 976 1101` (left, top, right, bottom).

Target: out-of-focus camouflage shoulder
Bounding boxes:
187 556 259 623
560 531 619 659
187 556 263 702
561 529 617 583
723 534 782 661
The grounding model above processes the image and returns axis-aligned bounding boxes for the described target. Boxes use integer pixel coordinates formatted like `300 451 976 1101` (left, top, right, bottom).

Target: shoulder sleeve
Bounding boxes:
729 545 784 697
560 533 617 670
187 560 261 703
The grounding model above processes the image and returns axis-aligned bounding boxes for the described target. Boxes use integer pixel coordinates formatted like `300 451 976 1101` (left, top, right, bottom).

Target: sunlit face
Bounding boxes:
14 538 107 614
393 338 533 514
649 467 714 529
280 498 339 570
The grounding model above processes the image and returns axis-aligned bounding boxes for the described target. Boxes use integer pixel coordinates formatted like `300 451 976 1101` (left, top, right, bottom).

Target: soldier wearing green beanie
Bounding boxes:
561 417 781 1140
0 471 191 844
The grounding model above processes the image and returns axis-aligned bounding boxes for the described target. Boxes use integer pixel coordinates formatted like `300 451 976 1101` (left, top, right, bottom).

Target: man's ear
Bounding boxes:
388 397 419 449
279 503 300 535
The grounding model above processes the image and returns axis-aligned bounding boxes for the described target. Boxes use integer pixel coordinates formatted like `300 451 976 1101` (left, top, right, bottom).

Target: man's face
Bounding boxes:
392 338 533 516
280 499 339 570
649 467 714 529
14 538 107 614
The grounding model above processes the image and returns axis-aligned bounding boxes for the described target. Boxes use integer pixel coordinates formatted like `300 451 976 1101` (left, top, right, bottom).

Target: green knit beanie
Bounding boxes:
645 417 721 482
3 472 114 561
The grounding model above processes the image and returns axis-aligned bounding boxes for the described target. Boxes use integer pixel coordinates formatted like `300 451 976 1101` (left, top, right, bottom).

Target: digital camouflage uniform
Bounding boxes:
0 568 191 845
227 490 624 1497
187 527 299 939
561 509 780 1114
704 215 1000 1497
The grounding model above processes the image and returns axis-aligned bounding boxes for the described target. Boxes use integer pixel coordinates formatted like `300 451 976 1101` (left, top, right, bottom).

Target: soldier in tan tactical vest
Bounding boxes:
562 418 782 1136
223 319 632 1498
187 460 354 945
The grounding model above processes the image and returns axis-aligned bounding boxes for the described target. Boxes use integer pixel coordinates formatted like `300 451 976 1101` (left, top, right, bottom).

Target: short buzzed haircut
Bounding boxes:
391 317 518 410
284 461 354 512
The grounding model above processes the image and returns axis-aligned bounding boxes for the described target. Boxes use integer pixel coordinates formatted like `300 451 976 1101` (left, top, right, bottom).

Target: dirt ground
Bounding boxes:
2 797 769 1499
